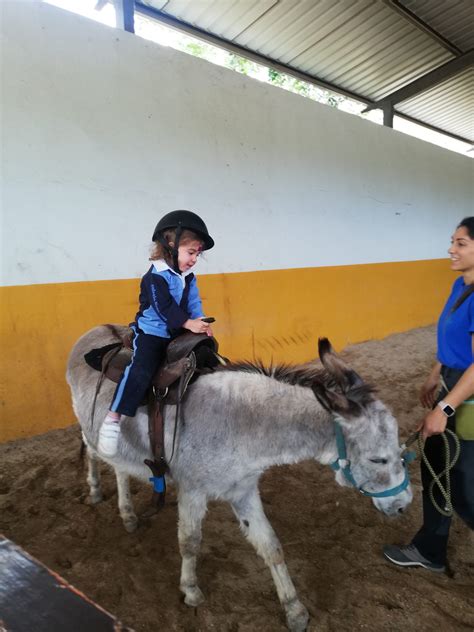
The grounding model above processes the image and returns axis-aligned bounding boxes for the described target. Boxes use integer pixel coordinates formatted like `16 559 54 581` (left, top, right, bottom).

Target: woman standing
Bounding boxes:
384 217 474 572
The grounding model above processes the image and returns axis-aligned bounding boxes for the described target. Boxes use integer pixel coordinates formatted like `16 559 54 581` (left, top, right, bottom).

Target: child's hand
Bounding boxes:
183 318 211 335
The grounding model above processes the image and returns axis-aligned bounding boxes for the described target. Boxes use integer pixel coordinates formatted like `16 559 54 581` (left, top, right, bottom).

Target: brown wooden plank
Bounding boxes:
0 536 133 632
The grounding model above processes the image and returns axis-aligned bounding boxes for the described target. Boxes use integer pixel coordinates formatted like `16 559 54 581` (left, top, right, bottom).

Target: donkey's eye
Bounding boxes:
370 458 388 464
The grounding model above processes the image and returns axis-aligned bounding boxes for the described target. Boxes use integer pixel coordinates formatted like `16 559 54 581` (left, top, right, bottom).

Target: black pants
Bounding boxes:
412 366 474 565
110 327 169 417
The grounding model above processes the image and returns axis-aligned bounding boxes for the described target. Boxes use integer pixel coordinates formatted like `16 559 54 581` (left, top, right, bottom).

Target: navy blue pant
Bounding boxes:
412 366 474 565
110 327 169 417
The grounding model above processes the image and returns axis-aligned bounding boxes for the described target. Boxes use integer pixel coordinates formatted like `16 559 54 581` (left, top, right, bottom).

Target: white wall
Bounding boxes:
2 1 473 287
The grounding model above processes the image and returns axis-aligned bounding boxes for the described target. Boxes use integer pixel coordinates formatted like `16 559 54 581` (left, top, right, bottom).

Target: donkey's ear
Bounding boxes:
318 337 334 358
345 369 365 388
311 382 332 411
312 382 352 415
318 337 365 387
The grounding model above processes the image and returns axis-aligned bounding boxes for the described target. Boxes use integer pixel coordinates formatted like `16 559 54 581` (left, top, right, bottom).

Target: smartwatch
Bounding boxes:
437 400 455 417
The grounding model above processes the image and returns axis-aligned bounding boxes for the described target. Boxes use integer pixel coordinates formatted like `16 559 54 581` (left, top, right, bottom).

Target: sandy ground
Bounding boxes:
1 325 473 632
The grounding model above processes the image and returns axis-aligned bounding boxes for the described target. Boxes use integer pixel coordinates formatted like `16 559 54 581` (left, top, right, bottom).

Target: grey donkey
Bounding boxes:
66 325 413 632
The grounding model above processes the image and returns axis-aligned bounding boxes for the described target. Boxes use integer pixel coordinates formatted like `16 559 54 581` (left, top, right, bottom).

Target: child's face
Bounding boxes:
177 239 203 272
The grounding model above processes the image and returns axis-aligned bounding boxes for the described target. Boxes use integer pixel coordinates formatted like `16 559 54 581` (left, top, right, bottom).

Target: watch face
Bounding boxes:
440 402 455 416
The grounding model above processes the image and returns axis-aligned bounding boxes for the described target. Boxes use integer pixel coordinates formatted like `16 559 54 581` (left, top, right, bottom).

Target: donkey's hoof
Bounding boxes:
285 600 309 632
182 585 205 607
123 515 138 533
86 491 103 505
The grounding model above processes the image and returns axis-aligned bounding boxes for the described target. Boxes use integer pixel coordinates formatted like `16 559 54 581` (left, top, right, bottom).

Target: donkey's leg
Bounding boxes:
177 490 208 607
231 488 309 632
115 469 138 533
86 447 103 504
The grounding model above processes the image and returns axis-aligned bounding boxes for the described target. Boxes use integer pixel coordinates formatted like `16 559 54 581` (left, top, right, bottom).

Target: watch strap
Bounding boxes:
437 400 455 417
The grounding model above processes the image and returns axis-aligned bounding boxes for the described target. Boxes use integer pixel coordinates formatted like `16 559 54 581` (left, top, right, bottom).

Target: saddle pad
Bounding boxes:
83 336 221 394
84 342 122 371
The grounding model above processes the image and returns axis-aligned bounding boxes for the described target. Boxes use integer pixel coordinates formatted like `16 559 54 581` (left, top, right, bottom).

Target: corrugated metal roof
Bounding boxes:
400 0 474 51
397 66 474 140
139 0 474 143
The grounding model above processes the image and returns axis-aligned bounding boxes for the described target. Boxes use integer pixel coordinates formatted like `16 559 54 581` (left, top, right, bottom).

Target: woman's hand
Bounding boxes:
416 406 448 440
420 375 440 408
419 362 441 408
183 318 211 335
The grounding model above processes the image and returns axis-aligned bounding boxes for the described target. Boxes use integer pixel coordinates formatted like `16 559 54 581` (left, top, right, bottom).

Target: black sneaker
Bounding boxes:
383 544 445 572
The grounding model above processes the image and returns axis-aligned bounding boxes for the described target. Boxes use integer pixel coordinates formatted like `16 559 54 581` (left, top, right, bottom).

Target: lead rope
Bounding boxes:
419 429 461 517
405 429 461 517
427 376 462 516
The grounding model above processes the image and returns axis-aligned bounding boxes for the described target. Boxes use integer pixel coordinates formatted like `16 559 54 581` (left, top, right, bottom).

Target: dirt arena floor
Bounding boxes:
1 325 473 631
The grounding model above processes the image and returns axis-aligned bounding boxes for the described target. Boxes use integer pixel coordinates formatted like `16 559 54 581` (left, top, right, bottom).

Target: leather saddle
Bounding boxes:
84 329 222 403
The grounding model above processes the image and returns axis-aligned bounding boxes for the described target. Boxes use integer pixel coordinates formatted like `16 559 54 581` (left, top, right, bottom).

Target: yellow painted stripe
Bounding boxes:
1 259 453 442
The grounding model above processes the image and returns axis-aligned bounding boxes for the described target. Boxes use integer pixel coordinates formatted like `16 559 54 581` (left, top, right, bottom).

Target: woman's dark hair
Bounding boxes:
452 217 474 312
457 217 474 239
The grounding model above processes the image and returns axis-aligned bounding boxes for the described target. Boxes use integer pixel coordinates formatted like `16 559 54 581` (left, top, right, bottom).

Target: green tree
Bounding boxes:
184 42 208 57
226 53 258 76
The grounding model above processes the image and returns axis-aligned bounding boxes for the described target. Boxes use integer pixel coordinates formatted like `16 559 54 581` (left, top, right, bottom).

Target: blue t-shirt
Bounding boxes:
437 276 474 370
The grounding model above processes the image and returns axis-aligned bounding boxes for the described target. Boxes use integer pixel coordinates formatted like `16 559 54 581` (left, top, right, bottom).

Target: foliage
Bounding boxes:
226 54 259 76
174 33 351 112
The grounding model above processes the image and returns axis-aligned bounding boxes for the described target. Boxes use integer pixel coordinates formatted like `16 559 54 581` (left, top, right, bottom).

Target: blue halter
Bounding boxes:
330 420 416 498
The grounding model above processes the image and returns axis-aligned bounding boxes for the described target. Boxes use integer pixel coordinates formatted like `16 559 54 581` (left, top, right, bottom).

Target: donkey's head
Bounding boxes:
313 338 413 516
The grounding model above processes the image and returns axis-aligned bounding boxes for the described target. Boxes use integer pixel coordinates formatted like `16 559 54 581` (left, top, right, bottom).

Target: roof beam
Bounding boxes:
134 1 374 106
365 49 474 112
116 0 135 33
382 103 394 128
382 0 463 56
396 112 473 145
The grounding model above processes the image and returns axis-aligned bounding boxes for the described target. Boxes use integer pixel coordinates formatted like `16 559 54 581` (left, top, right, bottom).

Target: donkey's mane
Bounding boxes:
221 360 376 407
221 360 330 389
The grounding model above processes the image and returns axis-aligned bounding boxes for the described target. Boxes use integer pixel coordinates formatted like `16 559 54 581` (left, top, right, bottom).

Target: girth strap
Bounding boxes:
143 389 168 513
143 352 197 514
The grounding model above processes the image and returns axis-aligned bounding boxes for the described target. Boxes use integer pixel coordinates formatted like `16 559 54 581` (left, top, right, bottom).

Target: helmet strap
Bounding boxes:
156 233 172 255
171 224 183 274
155 224 184 274
155 232 179 274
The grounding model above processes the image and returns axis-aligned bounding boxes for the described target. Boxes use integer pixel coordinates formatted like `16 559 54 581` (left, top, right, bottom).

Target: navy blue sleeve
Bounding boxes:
148 274 189 329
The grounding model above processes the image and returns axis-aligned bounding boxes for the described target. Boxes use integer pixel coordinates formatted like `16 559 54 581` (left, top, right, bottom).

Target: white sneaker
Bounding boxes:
98 419 121 457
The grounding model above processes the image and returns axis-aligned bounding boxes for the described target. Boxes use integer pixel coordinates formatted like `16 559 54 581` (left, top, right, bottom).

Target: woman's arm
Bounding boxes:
419 337 474 438
419 361 442 408
439 362 474 409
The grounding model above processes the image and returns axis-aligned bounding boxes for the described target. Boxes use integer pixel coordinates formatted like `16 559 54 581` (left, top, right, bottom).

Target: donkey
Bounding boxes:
66 325 413 632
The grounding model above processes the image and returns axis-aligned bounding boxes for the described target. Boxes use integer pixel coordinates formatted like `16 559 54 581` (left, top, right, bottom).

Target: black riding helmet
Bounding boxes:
152 210 214 273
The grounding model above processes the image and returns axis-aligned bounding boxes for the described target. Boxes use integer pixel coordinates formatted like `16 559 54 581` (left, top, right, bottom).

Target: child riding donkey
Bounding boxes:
98 210 215 458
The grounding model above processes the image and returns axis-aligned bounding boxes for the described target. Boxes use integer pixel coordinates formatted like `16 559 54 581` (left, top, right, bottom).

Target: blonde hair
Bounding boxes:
149 228 204 265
